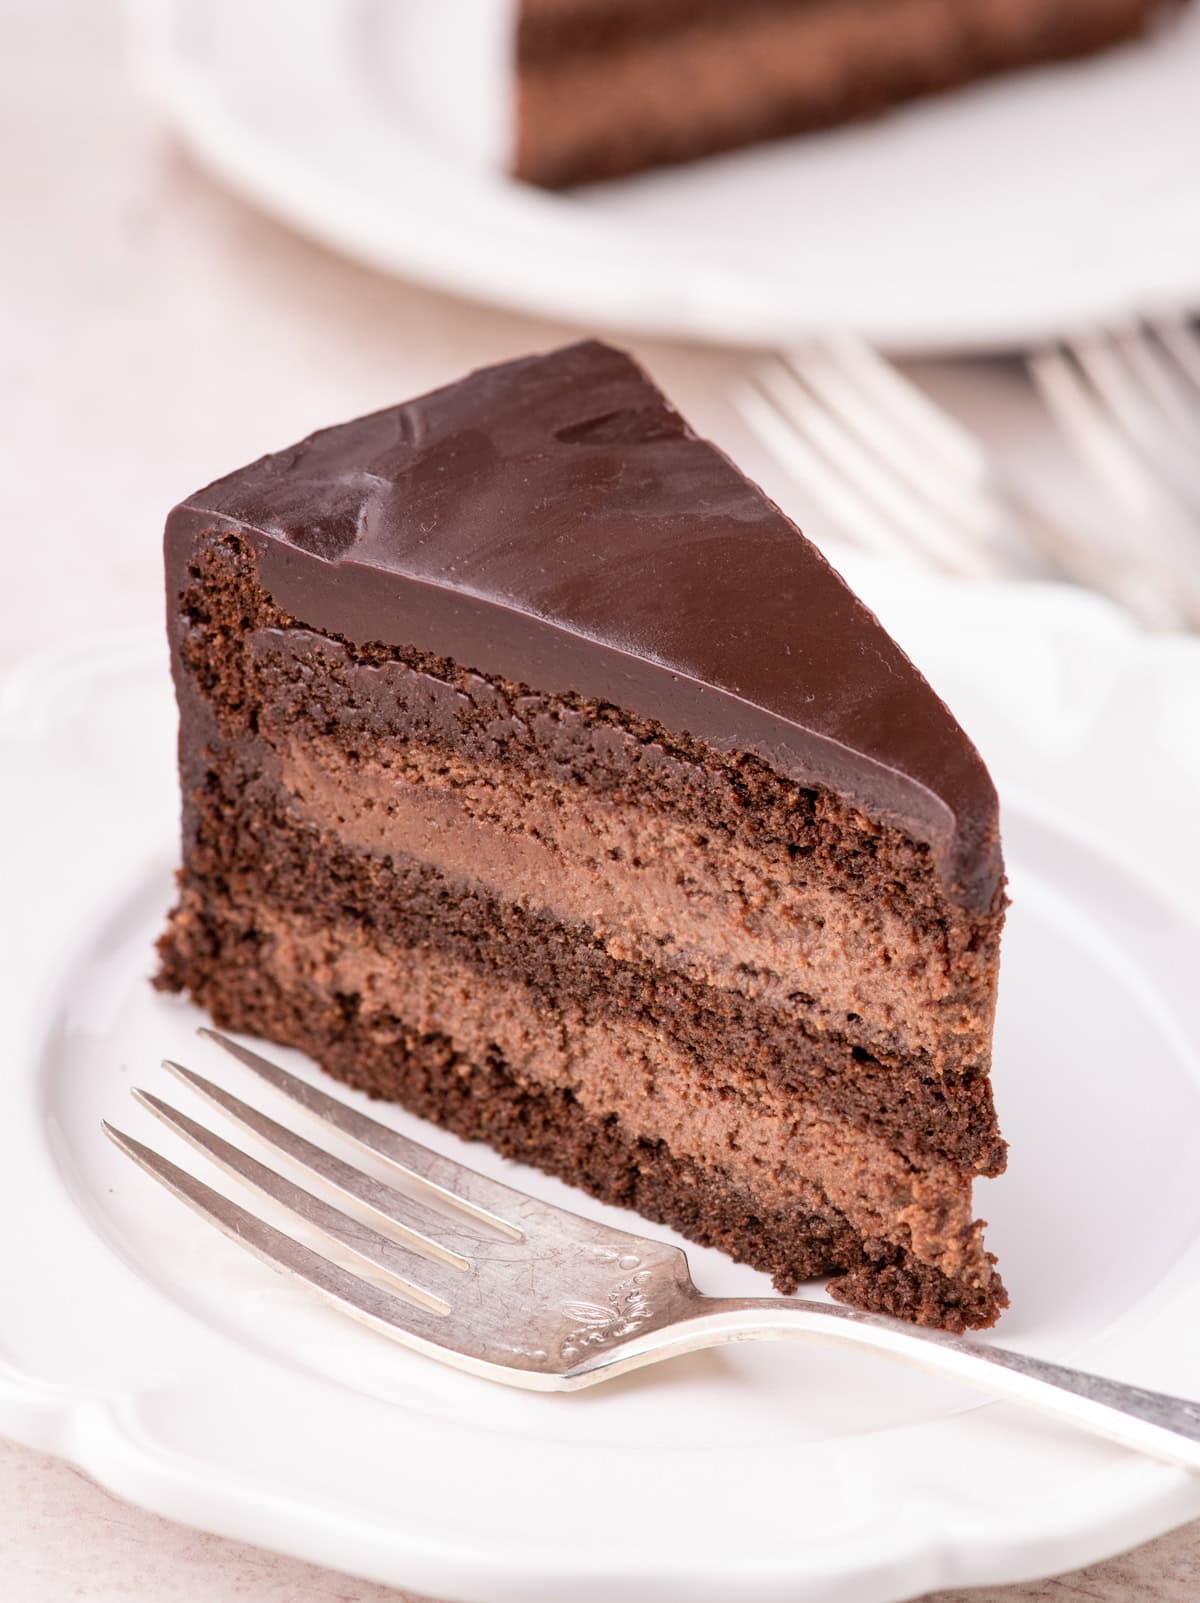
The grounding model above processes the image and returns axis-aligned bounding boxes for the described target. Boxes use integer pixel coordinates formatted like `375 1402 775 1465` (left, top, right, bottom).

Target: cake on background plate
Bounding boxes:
402 0 1181 186
156 341 1008 1332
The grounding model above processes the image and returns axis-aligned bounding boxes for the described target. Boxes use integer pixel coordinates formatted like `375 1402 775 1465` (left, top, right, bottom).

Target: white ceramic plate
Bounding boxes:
4 565 1200 1603
127 0 1200 353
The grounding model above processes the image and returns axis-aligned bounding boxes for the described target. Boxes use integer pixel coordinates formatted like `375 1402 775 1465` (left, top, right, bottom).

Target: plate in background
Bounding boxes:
3 564 1200 1603
127 0 1200 352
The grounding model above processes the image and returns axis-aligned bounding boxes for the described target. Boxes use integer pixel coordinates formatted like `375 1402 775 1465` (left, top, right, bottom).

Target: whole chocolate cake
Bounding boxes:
405 0 1180 187
156 341 1009 1331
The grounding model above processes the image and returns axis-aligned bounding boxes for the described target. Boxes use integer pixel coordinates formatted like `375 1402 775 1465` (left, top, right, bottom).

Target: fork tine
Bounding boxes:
751 345 1082 589
802 335 989 483
736 382 921 565
1031 343 1176 516
1151 317 1200 396
755 359 994 578
134 1088 465 1310
762 357 999 577
198 1030 525 1237
102 1122 460 1355
1030 343 1200 628
787 343 1029 566
1067 330 1200 510
1113 322 1200 445
164 1060 502 1262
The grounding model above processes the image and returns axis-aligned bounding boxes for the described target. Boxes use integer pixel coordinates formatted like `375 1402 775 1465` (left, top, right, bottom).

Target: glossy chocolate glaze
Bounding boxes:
165 341 1002 909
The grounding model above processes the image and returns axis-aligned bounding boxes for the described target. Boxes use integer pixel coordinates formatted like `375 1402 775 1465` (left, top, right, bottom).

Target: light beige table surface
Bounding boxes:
4 4 1197 1599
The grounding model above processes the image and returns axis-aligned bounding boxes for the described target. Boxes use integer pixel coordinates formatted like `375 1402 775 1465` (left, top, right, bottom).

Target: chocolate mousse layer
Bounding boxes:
515 0 1173 186
157 343 1008 1330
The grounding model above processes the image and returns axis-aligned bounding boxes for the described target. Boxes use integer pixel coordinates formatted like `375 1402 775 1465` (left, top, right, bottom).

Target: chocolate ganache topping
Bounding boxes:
165 340 1002 910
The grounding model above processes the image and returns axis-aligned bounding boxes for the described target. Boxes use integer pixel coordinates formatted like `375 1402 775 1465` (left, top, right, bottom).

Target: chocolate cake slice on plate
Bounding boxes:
405 0 1177 187
157 340 1008 1331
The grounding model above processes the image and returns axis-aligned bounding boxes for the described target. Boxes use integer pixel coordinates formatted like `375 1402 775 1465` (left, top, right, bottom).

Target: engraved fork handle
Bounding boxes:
591 1295 1200 1471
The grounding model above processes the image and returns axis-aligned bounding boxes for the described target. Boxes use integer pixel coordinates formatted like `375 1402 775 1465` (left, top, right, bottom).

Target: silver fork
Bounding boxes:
105 1030 1200 1470
1030 317 1200 629
738 335 1188 630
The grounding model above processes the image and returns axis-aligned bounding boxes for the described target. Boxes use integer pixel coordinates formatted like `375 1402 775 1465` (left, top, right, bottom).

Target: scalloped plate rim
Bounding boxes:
3 574 1200 1601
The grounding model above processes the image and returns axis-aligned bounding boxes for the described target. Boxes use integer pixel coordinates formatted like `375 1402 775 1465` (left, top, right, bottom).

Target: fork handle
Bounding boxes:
679 1297 1200 1471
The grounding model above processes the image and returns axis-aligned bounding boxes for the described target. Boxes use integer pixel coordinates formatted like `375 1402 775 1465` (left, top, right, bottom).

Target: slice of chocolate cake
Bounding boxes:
514 0 1175 186
403 0 1179 187
157 341 1008 1331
